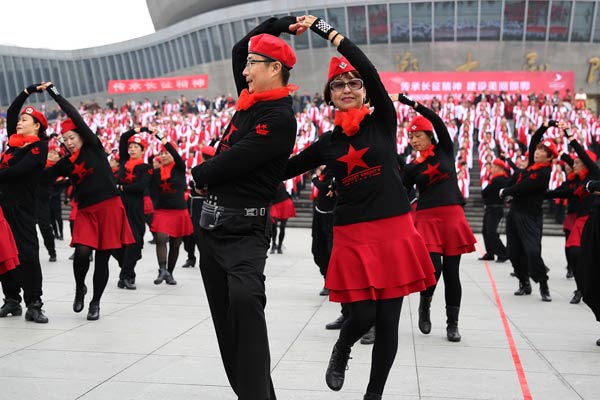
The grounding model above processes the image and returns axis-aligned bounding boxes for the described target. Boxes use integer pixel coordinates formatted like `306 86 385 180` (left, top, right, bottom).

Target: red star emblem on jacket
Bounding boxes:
337 144 369 175
31 147 40 155
256 123 269 135
422 162 449 184
123 170 136 184
0 152 14 169
72 161 94 182
573 185 589 199
160 180 175 193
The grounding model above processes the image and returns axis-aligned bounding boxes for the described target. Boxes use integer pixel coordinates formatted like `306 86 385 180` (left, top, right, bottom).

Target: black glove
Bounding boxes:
47 84 61 98
273 16 298 35
140 127 150 133
310 18 335 40
547 120 558 128
397 93 416 108
25 83 43 95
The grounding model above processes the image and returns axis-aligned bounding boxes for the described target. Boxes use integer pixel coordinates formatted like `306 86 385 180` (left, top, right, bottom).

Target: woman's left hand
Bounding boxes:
289 15 313 35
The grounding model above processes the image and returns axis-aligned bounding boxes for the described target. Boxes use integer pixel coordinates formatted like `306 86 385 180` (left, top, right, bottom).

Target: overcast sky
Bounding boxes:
0 0 155 50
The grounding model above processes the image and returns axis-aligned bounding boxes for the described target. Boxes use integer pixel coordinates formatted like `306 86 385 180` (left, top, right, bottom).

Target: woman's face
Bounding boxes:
329 73 366 112
16 114 40 136
128 143 143 160
534 146 551 164
573 157 587 175
160 150 174 165
62 131 83 153
47 150 60 162
408 131 432 152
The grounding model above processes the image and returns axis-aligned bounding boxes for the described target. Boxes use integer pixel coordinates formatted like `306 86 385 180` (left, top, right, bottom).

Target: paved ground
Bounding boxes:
0 228 598 400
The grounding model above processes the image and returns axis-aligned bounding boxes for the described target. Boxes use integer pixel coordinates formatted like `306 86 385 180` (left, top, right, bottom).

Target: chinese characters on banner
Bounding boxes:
107 75 208 94
380 71 574 100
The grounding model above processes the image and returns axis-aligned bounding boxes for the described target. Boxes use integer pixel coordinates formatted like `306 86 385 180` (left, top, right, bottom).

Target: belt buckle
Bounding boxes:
244 208 258 217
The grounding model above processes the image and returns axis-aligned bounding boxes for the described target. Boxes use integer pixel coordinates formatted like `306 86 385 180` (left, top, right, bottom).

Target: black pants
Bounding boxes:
183 197 203 261
0 204 43 306
482 206 507 259
49 194 63 238
581 212 600 321
198 214 275 400
36 199 56 257
117 200 145 280
506 210 548 283
311 210 334 277
420 253 462 307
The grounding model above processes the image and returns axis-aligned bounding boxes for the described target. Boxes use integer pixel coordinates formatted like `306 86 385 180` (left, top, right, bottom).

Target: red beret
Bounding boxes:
539 139 558 158
492 158 508 170
327 56 357 82
21 106 48 130
128 135 148 149
407 115 434 133
201 146 216 157
61 118 77 134
249 34 296 69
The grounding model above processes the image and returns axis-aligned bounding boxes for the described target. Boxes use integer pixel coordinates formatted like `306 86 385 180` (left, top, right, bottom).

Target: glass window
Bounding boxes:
209 26 223 61
308 8 327 48
390 3 410 42
293 10 309 50
572 1 595 42
231 21 244 41
168 40 180 71
74 60 88 96
219 24 234 55
327 7 347 35
191 31 204 65
150 46 164 75
142 48 154 77
412 2 432 42
434 1 455 41
83 59 95 92
1 57 16 101
479 0 501 40
369 4 388 44
347 6 367 44
457 1 478 40
526 0 549 40
30 58 43 86
135 50 147 77
244 18 257 33
503 0 525 40
549 1 571 41
14 58 30 89
595 1 600 42
199 29 212 63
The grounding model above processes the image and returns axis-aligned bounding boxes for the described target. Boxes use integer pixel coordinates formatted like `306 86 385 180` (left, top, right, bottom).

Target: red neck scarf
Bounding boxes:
235 84 298 111
8 134 40 148
527 161 551 171
334 106 370 137
160 162 175 181
69 149 81 163
490 171 508 180
578 169 589 181
124 158 144 173
45 159 56 169
567 172 577 181
414 145 436 164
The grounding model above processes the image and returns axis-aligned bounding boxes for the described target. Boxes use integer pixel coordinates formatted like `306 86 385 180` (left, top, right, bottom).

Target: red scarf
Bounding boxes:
578 169 589 181
235 84 298 111
527 161 551 171
160 162 175 181
69 149 81 163
414 145 436 164
8 134 40 148
490 171 508 180
333 106 370 137
567 172 577 181
45 159 56 169
124 158 144 173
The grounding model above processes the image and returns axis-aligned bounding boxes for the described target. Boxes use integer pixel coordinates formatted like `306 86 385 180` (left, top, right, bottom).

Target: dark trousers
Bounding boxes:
581 212 600 321
506 210 548 283
198 214 275 400
36 200 56 257
49 194 63 238
183 197 203 261
311 210 334 277
482 206 507 259
0 204 43 306
117 199 146 280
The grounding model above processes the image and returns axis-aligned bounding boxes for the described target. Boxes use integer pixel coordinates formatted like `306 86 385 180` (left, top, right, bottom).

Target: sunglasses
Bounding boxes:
329 78 364 92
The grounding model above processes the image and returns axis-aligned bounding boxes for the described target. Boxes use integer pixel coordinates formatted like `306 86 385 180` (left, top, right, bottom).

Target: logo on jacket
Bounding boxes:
256 123 269 135
72 161 94 182
337 144 369 175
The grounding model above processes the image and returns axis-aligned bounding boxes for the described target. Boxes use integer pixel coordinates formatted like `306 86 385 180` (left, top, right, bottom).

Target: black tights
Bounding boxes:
155 232 183 273
271 218 287 248
73 245 111 303
421 253 462 307
337 298 403 396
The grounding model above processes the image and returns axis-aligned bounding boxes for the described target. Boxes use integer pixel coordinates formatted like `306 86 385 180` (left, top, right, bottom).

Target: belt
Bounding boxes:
485 204 504 209
202 201 267 217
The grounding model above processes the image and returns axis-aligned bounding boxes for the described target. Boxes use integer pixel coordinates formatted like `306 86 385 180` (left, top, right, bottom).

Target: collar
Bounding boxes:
125 158 144 172
490 171 508 180
414 145 436 164
333 106 371 137
69 149 81 163
235 84 298 111
527 161 551 171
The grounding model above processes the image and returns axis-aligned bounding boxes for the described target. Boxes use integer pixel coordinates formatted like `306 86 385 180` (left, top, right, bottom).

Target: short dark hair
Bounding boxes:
280 66 290 85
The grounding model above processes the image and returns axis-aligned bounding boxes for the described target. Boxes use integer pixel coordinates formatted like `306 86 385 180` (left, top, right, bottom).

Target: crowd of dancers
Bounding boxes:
1 13 600 400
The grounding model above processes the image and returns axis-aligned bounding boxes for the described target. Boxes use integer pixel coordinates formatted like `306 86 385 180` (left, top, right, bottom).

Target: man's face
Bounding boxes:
243 54 275 94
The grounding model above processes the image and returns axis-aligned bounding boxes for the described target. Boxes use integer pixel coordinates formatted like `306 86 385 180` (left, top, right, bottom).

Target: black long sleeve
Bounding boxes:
527 124 549 166
415 103 454 155
6 91 29 136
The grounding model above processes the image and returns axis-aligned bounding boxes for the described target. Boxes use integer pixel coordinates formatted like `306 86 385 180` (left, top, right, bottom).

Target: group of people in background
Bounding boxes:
1 13 600 400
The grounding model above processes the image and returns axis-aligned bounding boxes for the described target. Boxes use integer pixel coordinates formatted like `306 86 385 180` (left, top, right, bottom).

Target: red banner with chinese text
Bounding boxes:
380 71 574 100
107 75 208 94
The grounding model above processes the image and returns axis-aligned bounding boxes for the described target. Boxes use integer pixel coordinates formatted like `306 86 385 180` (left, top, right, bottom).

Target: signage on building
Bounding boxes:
107 74 209 94
380 71 574 99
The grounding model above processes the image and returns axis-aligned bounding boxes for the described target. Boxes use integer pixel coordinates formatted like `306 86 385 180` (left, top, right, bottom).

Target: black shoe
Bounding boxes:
446 306 461 342
25 301 49 323
119 278 137 290
478 254 494 261
270 245 276 254
57 235 64 241
566 268 574 279
180 258 196 268
325 343 351 391
540 282 552 302
510 272 517 277
570 290 582 304
596 338 600 346
49 254 57 262
277 245 283 254
87 302 100 321
514 281 532 296
360 326 375 345
0 298 22 317
117 279 125 289
418 295 433 334
165 272 177 285
73 285 87 313
319 287 330 296
364 392 382 400
154 268 169 285
496 256 508 263
325 314 346 330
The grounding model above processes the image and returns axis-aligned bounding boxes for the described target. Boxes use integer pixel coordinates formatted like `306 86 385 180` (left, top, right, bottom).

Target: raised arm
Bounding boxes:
119 128 136 164
414 101 453 154
163 142 186 171
527 121 554 165
564 127 600 175
6 83 45 136
46 84 99 145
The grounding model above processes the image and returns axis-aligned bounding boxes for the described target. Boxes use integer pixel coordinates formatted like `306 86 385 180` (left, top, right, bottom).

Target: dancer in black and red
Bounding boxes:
37 144 59 263
479 159 509 263
581 178 600 345
553 155 579 279
285 15 436 400
399 94 477 343
48 145 68 241
500 121 558 301
311 165 336 295
270 182 296 254
150 135 193 285
0 83 49 323
114 128 153 290
0 206 19 279
44 82 135 321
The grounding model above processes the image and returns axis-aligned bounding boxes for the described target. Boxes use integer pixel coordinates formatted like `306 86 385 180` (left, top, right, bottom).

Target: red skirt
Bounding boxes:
563 212 578 233
326 213 437 303
72 196 136 250
0 206 19 275
566 215 589 248
69 200 78 221
143 196 154 215
270 198 296 220
414 205 476 256
150 209 193 237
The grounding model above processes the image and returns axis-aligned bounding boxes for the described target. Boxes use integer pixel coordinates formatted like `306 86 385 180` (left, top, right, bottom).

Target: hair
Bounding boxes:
423 131 437 145
323 71 369 105
536 143 554 159
280 66 290 85
29 116 48 140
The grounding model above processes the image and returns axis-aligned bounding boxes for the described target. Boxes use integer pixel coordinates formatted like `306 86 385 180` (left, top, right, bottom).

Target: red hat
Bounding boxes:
539 139 558 158
128 135 148 149
61 118 77 134
201 146 216 157
248 33 296 69
21 106 48 130
407 115 434 133
492 158 508 170
48 144 61 153
327 56 357 82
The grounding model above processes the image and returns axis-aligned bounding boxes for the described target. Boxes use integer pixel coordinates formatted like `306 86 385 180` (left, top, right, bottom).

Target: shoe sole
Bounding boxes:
0 310 23 317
